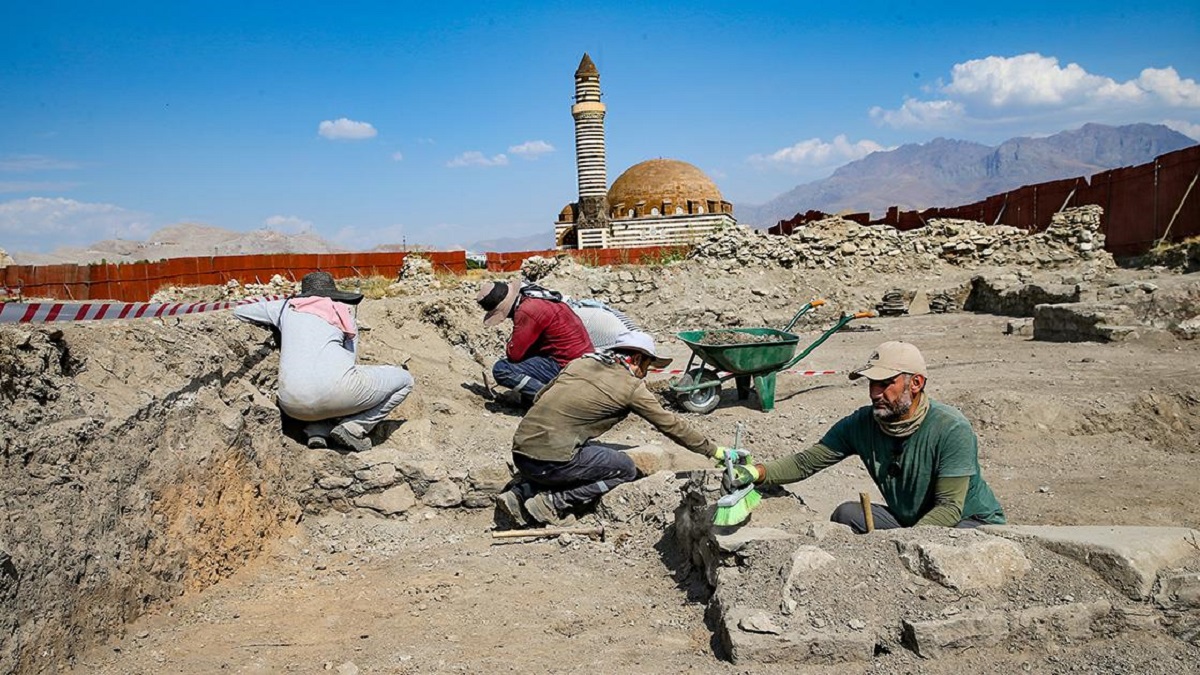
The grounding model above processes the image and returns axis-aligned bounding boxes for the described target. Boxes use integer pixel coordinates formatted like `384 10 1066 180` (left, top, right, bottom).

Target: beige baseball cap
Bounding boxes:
849 341 928 381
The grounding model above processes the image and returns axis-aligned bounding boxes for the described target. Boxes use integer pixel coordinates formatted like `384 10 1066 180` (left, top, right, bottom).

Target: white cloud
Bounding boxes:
869 98 965 128
748 135 888 170
0 155 81 172
1163 119 1200 141
446 151 509 168
263 215 314 234
0 197 153 252
391 151 404 161
508 140 555 159
872 53 1200 130
318 118 378 140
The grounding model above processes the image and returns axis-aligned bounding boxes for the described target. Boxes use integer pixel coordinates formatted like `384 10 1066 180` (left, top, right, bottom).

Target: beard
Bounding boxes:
872 388 914 423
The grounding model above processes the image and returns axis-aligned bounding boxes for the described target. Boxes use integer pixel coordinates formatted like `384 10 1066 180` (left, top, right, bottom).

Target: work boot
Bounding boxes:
523 492 569 526
495 489 531 527
306 435 329 449
331 422 371 453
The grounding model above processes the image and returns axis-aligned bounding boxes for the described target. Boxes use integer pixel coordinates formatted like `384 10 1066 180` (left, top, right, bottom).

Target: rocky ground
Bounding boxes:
3 212 1200 673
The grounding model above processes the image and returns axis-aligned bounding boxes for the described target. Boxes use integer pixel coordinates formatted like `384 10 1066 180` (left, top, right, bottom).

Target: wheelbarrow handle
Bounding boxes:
852 310 876 319
782 298 827 333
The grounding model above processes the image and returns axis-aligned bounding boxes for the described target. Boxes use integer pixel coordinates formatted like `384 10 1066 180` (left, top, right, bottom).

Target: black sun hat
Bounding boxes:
296 271 363 305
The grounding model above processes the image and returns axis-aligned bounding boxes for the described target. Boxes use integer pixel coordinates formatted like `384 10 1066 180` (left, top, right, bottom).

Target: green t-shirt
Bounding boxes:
819 401 1005 527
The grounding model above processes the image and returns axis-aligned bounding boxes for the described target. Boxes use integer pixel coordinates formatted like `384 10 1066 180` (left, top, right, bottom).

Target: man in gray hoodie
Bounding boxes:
234 271 414 452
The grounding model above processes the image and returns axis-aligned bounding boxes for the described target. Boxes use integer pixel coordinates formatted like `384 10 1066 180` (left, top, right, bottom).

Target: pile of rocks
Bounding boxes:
520 255 560 282
151 274 299 302
399 253 434 281
0 247 13 268
689 207 1114 272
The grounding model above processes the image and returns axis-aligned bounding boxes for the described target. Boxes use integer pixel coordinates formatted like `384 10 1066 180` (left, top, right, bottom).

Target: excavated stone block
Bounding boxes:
722 607 874 665
984 525 1200 599
1005 318 1034 335
784 545 836 593
467 465 512 495
1033 303 1134 342
421 480 462 508
354 483 416 515
1007 601 1112 642
712 527 800 554
966 276 1082 316
395 459 448 484
1156 571 1200 609
902 614 1007 658
894 534 1031 591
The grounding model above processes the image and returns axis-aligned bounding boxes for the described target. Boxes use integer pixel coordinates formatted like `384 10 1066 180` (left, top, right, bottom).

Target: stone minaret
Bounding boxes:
572 53 609 229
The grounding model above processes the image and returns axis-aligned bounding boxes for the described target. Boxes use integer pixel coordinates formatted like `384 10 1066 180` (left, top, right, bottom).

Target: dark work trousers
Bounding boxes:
493 356 561 397
513 443 638 511
830 501 988 534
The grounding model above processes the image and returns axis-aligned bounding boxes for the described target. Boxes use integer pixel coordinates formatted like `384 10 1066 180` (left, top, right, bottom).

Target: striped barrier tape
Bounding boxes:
650 368 837 376
0 295 287 324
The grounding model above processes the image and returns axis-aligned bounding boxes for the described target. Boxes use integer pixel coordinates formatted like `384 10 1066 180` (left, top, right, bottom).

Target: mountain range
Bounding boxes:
736 123 1197 228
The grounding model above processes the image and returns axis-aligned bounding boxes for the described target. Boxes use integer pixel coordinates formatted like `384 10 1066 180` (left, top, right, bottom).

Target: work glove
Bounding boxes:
723 464 763 491
712 446 753 467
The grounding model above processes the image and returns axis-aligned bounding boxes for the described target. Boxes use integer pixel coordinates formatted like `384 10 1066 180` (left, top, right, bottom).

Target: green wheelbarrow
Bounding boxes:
670 300 875 414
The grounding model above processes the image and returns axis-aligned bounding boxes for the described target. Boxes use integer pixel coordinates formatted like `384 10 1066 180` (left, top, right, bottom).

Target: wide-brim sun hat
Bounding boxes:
476 279 522 327
610 330 672 368
849 341 927 381
297 271 363 305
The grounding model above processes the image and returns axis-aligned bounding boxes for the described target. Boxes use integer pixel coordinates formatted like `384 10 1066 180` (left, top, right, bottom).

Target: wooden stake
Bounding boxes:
859 492 875 533
491 526 605 541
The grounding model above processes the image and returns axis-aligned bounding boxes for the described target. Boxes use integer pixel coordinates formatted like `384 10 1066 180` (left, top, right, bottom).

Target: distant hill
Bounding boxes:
13 223 347 266
8 221 558 265
462 231 555 253
737 123 1198 228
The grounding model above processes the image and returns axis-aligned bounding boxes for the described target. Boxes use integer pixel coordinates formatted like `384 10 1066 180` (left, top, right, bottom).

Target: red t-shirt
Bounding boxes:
506 297 594 366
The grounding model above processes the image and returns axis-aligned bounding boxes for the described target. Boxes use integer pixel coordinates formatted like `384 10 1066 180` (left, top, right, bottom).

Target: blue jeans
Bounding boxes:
514 443 638 510
493 356 561 396
830 501 987 534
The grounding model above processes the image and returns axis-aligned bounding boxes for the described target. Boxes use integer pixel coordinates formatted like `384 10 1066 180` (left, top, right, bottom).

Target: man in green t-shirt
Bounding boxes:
728 341 1005 532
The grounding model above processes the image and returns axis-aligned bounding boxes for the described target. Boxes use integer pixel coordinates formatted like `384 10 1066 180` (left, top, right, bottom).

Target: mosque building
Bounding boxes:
554 54 737 250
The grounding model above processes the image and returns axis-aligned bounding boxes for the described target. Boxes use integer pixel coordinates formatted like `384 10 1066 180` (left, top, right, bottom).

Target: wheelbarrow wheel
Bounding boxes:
676 368 721 414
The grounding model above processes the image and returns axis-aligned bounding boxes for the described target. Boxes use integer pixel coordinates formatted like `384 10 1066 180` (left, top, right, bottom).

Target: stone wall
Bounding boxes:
668 478 1200 666
689 206 1111 273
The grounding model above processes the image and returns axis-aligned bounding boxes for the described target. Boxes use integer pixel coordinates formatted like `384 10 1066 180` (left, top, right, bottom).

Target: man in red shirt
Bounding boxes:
476 279 593 405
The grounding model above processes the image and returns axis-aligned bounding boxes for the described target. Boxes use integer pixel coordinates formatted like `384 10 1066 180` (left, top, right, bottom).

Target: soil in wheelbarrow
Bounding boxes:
695 330 785 345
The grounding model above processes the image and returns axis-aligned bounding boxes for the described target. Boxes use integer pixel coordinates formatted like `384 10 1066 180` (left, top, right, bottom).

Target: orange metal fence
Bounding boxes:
2 245 698 303
2 251 469 303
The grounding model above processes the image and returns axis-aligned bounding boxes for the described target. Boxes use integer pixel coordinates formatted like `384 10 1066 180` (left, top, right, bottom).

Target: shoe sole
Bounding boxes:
330 426 371 453
496 491 529 527
307 436 329 449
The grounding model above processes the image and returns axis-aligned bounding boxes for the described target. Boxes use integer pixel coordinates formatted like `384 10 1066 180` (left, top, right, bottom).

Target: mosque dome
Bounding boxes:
606 158 726 218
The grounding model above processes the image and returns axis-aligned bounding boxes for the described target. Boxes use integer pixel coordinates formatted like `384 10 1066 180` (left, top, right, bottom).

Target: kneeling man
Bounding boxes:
729 341 1005 532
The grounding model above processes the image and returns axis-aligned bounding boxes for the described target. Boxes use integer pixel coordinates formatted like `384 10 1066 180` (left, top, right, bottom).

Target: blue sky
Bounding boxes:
1 1 1197 253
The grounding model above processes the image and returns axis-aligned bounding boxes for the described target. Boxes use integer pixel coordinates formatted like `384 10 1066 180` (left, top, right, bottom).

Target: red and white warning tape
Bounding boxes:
0 295 287 324
650 368 837 376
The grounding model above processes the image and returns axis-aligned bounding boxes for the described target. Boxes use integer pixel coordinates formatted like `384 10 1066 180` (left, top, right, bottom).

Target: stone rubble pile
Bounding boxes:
520 255 560 282
0 247 14 268
151 274 299 302
388 254 443 293
689 206 1112 272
